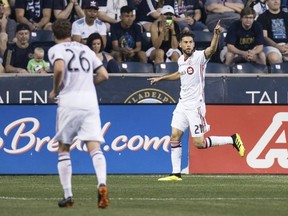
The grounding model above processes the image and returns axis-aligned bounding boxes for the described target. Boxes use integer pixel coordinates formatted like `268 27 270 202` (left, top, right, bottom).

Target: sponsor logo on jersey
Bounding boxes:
187 66 194 75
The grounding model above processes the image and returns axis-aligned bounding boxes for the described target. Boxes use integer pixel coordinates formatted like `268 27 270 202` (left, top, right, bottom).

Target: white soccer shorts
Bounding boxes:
54 107 105 145
171 101 210 137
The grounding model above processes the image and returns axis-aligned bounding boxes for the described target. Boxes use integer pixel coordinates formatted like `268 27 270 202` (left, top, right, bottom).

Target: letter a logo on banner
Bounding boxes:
247 112 288 169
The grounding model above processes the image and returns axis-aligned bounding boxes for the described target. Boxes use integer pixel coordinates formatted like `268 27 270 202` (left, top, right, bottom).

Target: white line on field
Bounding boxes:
0 196 287 201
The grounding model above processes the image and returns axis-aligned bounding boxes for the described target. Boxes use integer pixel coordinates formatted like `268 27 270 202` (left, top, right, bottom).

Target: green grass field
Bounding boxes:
0 175 288 216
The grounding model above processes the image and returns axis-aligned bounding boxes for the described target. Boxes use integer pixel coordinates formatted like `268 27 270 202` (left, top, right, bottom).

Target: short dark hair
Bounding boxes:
240 7 256 18
52 19 71 40
120 5 133 14
87 33 104 52
178 30 195 42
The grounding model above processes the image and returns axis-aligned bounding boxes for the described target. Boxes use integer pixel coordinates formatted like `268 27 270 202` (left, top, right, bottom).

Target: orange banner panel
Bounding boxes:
189 105 288 174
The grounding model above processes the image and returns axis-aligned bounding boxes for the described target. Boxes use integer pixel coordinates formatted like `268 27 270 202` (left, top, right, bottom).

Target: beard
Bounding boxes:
183 48 193 57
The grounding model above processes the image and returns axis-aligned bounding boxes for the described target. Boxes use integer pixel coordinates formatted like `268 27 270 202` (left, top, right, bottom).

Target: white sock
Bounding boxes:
170 141 182 174
90 149 107 187
57 152 73 198
205 136 233 148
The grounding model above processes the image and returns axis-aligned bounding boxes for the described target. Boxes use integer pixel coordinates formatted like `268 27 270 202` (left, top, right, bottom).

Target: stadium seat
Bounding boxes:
119 62 154 73
141 31 152 52
231 62 269 74
30 30 54 43
30 30 55 62
104 31 112 53
30 41 55 62
206 62 230 73
154 62 178 73
193 31 213 50
270 62 288 74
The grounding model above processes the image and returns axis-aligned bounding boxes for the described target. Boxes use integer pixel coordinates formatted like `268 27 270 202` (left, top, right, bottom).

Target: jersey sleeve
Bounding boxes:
48 45 64 66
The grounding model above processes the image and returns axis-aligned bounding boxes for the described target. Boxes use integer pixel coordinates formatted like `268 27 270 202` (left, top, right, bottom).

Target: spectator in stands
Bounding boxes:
52 0 85 24
71 0 107 46
146 5 181 64
87 32 120 73
110 5 147 63
128 0 161 32
3 23 33 73
0 0 17 61
246 0 268 19
15 0 53 31
97 0 128 32
205 0 244 32
2 0 11 16
257 0 288 64
221 7 266 65
27 47 50 73
164 0 209 32
7 0 16 21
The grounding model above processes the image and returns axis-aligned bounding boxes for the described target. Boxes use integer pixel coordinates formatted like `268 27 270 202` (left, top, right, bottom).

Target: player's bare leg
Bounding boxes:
158 128 184 181
193 134 245 157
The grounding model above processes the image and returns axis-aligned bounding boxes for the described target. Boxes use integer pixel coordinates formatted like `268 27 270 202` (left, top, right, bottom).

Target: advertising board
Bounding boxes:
0 105 189 174
189 105 288 174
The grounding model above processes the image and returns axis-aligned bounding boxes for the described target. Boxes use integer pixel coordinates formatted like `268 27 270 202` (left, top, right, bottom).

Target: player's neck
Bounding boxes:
184 54 191 61
55 37 72 44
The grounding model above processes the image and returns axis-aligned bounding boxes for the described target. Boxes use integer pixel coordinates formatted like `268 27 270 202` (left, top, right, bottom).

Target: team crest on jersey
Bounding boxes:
187 66 194 75
124 88 176 104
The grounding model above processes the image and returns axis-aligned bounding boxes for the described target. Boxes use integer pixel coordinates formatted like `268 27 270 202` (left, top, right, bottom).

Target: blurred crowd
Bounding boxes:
1 0 288 74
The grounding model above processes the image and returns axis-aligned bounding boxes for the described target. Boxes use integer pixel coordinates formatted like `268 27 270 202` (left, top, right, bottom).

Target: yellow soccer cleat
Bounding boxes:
232 133 245 157
158 174 182 181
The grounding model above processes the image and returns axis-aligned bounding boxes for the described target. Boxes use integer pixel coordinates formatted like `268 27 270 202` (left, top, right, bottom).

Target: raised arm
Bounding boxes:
205 20 222 59
148 71 180 85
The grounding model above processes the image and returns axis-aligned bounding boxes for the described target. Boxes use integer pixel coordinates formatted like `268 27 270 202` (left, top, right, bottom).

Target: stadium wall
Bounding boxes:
0 74 287 174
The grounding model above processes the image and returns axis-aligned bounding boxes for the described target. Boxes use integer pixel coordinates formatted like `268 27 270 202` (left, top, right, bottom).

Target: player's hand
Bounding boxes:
49 90 58 103
147 77 161 85
214 20 222 35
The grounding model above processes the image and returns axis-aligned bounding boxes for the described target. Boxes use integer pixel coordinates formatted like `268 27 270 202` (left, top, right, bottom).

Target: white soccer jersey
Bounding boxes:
177 50 209 108
71 17 107 39
48 41 103 110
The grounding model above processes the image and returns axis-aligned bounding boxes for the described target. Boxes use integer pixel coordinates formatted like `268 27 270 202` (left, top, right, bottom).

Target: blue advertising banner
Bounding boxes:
0 105 189 174
0 75 288 104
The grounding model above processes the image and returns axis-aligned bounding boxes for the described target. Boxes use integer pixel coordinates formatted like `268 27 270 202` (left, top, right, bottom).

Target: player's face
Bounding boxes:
241 15 254 29
180 36 194 57
92 39 101 53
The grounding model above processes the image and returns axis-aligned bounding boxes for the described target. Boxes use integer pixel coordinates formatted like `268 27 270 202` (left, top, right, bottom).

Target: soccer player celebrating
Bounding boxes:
148 20 245 181
48 19 109 208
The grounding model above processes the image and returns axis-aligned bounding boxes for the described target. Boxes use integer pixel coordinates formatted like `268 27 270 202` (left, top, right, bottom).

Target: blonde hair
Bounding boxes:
34 47 45 59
